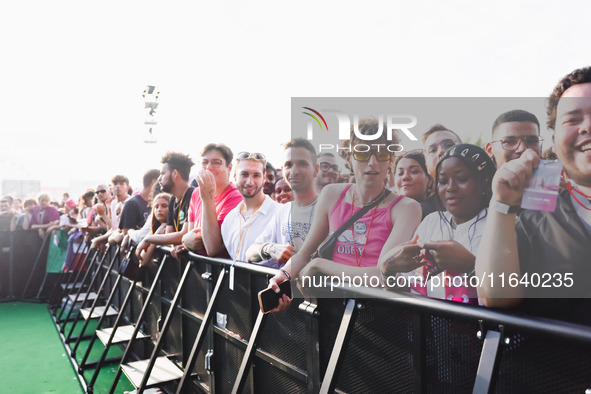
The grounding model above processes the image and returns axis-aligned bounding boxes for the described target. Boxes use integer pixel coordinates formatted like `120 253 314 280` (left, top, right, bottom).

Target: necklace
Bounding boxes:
350 187 378 267
354 187 387 207
566 181 591 211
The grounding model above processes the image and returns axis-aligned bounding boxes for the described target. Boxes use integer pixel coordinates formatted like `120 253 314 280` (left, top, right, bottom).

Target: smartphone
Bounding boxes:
258 281 293 314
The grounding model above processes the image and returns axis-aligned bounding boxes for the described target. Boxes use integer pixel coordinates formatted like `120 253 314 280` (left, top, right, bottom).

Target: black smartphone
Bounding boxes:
258 281 292 314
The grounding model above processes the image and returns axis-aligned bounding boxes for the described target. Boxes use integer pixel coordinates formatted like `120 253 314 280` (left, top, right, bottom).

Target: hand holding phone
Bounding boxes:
258 281 293 314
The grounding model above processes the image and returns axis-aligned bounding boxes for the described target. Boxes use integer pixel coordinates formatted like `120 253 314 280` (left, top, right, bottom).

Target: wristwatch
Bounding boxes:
491 200 520 214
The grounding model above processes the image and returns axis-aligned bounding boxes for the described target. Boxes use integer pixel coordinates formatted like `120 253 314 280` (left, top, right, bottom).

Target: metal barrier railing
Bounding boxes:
4 230 591 393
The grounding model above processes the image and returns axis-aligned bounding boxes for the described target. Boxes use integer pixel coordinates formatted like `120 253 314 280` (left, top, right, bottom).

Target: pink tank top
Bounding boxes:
328 184 404 267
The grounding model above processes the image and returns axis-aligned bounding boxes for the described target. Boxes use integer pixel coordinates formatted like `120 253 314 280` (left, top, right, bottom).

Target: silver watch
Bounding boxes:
491 200 519 214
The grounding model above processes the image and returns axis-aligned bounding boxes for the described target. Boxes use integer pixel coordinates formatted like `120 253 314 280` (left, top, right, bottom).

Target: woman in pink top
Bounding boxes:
268 118 421 308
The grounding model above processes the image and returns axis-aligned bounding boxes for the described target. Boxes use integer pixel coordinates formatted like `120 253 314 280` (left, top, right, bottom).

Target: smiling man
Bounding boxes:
477 66 591 325
486 110 543 167
246 138 319 266
221 152 281 266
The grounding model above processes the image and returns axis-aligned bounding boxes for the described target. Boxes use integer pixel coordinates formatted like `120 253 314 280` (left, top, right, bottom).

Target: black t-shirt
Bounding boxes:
167 187 194 232
516 190 591 326
119 194 150 230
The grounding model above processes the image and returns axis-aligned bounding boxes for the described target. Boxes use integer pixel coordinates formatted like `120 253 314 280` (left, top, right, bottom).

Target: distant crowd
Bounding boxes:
2 66 591 326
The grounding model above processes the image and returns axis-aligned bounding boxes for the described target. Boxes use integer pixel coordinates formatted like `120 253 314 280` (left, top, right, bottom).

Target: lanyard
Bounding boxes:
230 199 264 290
233 200 264 261
173 188 189 231
567 181 591 211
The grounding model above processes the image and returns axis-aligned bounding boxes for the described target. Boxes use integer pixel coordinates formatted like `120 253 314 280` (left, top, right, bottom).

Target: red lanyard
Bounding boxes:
350 187 379 267
566 181 591 211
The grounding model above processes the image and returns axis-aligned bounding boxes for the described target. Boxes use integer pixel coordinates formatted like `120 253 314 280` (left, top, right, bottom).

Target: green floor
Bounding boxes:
0 302 134 394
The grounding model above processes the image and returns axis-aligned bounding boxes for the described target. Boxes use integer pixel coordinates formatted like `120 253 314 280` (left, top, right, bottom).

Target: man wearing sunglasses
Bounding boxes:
314 152 340 193
486 110 543 167
90 174 131 250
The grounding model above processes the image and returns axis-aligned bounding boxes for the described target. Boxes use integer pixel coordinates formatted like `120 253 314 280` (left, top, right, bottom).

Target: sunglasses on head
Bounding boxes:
352 149 393 162
236 152 266 161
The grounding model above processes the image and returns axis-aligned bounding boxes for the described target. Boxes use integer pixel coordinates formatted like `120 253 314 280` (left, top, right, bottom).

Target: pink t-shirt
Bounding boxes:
187 183 243 256
328 184 403 267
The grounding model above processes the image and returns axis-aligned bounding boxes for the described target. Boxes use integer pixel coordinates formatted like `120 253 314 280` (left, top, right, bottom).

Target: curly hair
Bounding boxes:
161 152 195 181
546 66 591 131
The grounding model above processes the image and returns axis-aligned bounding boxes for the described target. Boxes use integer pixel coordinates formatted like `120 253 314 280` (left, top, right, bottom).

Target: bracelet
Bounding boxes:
279 268 291 281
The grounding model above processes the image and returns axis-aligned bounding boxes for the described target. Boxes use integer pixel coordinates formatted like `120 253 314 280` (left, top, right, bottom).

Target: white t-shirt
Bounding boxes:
128 213 153 245
110 196 130 230
221 195 281 267
255 199 317 254
403 209 488 301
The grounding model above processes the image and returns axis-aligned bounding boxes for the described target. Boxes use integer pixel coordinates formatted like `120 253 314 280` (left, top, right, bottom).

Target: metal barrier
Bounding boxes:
7 232 591 393
0 230 44 301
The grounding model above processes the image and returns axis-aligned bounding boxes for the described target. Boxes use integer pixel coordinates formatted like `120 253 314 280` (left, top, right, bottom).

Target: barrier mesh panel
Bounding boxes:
494 332 591 393
334 301 415 394
181 317 209 391
318 298 347 376
251 359 307 393
214 335 250 393
182 262 209 316
215 269 253 339
423 315 482 393
254 275 308 371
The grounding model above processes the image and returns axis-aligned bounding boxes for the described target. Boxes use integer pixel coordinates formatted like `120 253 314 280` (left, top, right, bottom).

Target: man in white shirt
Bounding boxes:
246 139 319 266
221 152 281 267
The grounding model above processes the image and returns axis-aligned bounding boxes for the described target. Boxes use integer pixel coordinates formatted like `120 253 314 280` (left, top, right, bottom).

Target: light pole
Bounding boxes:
142 85 159 143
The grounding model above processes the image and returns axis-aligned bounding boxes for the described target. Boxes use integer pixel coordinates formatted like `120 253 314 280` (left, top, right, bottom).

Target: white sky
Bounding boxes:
1 0 589 198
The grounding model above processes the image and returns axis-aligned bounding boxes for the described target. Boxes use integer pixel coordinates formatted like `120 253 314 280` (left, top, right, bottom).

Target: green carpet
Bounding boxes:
0 302 81 393
0 302 135 394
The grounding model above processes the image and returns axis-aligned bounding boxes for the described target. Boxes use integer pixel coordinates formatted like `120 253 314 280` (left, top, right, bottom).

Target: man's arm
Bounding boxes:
198 171 226 256
476 149 539 307
246 242 292 264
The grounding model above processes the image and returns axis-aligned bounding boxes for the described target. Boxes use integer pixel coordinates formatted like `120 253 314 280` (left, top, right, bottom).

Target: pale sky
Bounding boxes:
1 0 589 199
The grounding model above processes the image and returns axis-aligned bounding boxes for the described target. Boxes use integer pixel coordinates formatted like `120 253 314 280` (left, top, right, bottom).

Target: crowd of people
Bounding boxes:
2 66 590 326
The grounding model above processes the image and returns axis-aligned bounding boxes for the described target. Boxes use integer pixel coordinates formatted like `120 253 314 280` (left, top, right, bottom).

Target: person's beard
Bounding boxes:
160 179 173 193
240 183 263 199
